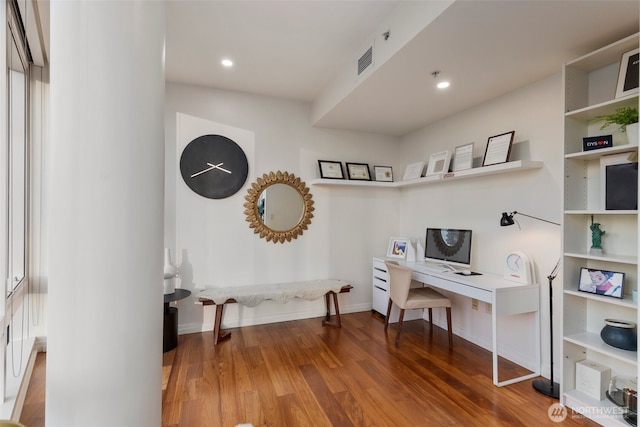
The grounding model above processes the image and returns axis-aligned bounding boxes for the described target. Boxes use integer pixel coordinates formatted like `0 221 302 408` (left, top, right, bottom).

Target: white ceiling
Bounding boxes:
166 1 640 137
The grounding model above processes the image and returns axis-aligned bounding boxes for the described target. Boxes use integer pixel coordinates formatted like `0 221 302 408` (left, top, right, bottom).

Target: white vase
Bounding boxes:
416 239 425 262
406 240 416 262
163 248 178 295
626 122 639 146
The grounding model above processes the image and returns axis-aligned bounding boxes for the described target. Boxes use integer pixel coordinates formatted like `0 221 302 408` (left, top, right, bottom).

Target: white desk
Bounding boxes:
399 260 540 387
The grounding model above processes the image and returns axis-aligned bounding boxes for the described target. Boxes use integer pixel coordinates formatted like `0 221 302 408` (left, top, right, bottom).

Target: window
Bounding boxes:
6 0 30 293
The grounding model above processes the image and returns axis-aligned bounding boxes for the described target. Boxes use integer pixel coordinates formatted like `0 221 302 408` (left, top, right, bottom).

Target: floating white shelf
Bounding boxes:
310 160 543 189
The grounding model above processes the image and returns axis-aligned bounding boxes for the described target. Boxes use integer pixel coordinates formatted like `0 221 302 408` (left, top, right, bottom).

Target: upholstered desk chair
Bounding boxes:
384 261 453 347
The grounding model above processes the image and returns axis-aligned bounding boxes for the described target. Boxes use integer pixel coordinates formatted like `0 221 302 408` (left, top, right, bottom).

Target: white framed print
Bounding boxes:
425 150 451 176
402 162 425 180
373 165 393 182
452 143 474 172
387 237 409 259
615 48 639 98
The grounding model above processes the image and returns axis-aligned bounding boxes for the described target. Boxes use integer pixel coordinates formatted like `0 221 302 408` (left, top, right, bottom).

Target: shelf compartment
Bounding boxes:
563 214 638 261
564 332 637 366
564 389 630 427
564 290 637 310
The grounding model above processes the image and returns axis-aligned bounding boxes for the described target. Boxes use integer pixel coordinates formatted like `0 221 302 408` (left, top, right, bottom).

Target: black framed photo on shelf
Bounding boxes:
578 267 624 299
346 162 371 180
482 131 515 166
318 160 344 179
373 165 393 182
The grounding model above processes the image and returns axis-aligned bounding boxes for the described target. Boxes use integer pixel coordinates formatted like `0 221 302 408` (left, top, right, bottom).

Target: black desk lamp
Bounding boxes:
500 211 561 399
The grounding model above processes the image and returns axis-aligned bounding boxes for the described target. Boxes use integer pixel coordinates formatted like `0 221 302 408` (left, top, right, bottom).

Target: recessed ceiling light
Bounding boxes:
221 59 233 68
431 70 450 89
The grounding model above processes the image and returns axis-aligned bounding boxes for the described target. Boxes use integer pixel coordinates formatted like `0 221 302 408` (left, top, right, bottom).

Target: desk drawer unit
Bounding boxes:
372 258 423 323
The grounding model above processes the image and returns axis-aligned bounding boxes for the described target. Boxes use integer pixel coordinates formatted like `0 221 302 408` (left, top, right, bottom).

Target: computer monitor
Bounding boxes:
424 228 473 267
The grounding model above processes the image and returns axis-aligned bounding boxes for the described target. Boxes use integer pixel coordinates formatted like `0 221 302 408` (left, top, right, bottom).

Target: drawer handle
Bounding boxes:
373 276 387 282
374 286 387 292
373 267 387 273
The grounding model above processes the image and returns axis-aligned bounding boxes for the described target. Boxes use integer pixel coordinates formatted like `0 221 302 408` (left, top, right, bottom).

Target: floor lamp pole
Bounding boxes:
532 259 560 399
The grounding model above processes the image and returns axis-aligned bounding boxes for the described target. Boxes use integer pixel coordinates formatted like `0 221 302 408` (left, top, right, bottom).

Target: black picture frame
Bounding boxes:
346 162 371 181
482 131 515 167
318 160 344 179
578 267 624 299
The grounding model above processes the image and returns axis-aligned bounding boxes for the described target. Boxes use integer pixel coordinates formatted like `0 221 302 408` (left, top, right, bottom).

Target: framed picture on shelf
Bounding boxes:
452 143 474 171
615 48 639 98
346 162 371 180
318 160 344 179
426 150 451 176
577 267 624 299
482 131 515 166
402 161 425 180
373 166 393 182
387 237 409 259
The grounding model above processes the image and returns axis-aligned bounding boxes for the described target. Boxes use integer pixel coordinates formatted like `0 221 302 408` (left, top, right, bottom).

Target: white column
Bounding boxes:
47 1 165 426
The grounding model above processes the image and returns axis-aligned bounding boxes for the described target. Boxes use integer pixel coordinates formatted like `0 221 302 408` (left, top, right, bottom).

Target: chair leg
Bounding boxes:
395 309 405 347
428 308 433 328
446 307 453 347
384 299 393 330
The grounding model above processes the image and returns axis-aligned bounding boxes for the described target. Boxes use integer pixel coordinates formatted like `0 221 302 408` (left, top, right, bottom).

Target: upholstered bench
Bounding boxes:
198 279 353 344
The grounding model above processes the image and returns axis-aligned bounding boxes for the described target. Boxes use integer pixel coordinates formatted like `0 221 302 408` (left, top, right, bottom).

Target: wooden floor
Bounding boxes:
21 311 599 426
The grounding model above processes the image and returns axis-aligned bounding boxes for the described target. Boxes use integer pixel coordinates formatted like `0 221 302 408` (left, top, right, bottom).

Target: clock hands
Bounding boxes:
190 162 232 178
206 162 231 174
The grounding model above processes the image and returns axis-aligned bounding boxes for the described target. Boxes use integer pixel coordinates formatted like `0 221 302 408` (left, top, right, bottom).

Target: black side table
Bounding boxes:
163 288 191 353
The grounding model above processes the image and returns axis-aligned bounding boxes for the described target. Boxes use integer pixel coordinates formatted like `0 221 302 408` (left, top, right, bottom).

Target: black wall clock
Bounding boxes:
179 134 249 199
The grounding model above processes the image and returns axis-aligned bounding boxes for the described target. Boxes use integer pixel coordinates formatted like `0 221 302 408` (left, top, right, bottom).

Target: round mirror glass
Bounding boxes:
258 184 304 232
244 171 314 243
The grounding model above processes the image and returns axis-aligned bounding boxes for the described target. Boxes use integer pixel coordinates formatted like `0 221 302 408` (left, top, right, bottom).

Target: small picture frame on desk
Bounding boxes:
482 131 514 166
346 162 371 180
615 48 639 98
373 165 393 182
387 237 409 259
318 160 344 179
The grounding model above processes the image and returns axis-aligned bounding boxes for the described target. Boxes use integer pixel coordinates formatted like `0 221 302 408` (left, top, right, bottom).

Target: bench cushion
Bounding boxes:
198 279 350 307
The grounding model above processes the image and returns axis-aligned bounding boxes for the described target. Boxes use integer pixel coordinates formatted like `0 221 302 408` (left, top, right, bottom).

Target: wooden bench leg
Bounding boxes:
322 291 343 328
213 304 232 345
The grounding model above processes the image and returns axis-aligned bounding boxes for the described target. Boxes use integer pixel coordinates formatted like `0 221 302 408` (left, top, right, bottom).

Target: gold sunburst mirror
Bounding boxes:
243 171 314 243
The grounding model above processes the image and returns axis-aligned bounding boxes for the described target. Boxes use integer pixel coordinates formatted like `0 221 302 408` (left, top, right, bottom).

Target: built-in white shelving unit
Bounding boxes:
310 160 542 189
561 33 639 427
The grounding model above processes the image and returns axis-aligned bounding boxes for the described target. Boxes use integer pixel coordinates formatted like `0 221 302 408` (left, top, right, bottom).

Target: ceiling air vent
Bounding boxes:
357 46 373 76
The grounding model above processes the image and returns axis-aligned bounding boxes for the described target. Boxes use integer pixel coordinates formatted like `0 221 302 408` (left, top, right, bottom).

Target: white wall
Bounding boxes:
398 73 563 375
165 82 400 332
165 73 563 380
47 2 165 425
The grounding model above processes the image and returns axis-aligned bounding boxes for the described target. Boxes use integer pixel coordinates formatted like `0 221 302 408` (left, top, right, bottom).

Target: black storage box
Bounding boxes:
606 162 638 210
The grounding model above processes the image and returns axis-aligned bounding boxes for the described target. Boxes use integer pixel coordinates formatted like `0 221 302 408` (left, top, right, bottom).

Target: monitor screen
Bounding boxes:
424 228 473 267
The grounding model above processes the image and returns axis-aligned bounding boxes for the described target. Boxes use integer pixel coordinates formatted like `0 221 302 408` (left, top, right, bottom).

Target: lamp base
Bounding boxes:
532 378 560 399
